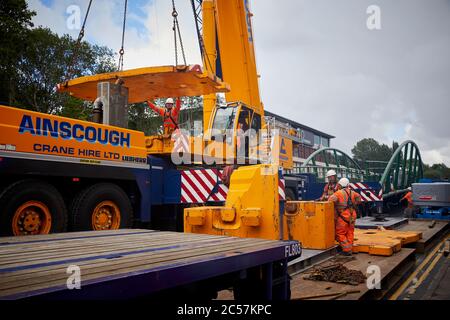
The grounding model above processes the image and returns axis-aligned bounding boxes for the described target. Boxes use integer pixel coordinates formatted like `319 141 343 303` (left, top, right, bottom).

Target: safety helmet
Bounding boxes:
326 169 337 178
338 177 350 188
165 98 174 105
407 187 412 191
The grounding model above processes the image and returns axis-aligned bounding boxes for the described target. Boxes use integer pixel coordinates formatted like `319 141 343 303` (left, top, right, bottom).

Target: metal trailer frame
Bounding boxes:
0 230 301 300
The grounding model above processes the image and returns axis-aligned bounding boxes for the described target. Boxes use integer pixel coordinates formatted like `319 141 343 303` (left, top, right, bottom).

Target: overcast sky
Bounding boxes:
28 0 450 165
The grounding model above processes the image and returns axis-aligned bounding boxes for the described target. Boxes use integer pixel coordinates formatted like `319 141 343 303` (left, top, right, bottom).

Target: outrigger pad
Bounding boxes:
57 65 230 104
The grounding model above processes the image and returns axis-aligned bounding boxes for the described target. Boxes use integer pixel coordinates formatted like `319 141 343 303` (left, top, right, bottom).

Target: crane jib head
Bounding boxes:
18 115 131 148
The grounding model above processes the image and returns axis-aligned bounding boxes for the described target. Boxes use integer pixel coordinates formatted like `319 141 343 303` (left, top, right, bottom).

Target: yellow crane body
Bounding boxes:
185 164 282 240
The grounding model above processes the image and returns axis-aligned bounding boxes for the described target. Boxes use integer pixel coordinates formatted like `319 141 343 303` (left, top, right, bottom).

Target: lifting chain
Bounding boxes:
118 0 128 71
172 0 187 66
64 0 93 86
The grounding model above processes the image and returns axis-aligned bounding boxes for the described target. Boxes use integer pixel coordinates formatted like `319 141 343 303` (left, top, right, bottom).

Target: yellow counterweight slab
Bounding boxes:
57 65 230 103
283 201 336 250
353 228 422 256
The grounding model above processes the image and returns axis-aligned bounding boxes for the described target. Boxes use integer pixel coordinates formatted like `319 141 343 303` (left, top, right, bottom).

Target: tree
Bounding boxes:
423 163 450 180
0 0 35 105
351 138 394 164
0 0 116 118
128 103 163 135
13 28 116 115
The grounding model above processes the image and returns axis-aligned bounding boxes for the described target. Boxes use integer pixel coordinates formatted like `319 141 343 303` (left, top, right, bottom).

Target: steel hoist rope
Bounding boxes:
64 0 94 86
172 0 187 66
118 0 128 71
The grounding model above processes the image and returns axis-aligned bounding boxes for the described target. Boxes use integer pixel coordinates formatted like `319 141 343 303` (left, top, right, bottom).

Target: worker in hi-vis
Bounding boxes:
147 98 181 135
319 169 340 201
329 178 362 256
401 187 413 209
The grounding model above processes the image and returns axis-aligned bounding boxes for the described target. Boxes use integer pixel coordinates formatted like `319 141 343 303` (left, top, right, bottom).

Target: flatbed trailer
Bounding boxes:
0 229 301 300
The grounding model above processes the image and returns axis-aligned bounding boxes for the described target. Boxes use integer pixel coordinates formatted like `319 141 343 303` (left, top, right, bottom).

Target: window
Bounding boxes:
293 144 300 157
314 135 321 146
238 107 253 132
251 113 261 131
321 137 329 147
211 107 237 134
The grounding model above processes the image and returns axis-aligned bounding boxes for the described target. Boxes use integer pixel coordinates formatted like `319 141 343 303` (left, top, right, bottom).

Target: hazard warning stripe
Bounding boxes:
184 171 209 202
203 169 227 201
181 172 206 203
349 183 382 202
190 170 219 202
278 179 286 201
182 173 205 203
181 169 226 203
201 169 219 186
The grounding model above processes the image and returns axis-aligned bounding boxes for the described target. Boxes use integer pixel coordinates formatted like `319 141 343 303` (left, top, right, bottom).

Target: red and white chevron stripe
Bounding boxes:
181 169 228 203
349 183 382 202
279 179 286 201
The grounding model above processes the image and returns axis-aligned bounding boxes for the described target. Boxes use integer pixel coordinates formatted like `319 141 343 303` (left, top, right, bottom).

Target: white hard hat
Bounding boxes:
165 98 174 105
338 177 350 188
407 187 412 191
326 169 337 178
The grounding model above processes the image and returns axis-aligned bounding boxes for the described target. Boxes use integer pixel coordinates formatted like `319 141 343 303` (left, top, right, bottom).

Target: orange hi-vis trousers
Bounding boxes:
335 209 357 253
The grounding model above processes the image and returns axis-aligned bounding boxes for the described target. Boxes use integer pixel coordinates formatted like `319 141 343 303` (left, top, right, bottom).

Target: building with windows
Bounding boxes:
264 110 335 174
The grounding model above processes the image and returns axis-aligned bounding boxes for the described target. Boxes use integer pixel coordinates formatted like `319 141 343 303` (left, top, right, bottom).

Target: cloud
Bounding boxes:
27 0 450 165
251 0 450 165
27 0 201 67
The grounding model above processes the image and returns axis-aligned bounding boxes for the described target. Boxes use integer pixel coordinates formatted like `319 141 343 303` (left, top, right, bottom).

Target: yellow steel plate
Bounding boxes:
57 65 230 103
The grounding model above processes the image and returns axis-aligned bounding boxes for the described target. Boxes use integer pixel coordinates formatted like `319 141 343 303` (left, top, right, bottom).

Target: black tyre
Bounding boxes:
285 188 297 201
71 183 133 231
0 180 68 236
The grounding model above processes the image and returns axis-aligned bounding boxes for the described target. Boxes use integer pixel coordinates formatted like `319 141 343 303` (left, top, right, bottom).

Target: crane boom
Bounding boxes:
202 0 264 131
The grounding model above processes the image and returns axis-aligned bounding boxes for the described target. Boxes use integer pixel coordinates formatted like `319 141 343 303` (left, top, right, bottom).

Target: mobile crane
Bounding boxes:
0 0 285 237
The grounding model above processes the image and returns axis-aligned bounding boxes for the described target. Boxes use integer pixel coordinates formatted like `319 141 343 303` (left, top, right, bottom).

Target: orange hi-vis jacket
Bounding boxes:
147 99 181 133
401 191 413 208
329 188 362 225
320 182 339 201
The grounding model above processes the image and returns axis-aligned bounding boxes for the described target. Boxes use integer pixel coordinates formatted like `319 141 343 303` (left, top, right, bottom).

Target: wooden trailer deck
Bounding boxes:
0 229 300 300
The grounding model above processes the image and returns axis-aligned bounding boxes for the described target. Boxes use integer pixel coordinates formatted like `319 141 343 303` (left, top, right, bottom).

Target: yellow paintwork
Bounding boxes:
185 164 282 240
202 0 266 135
145 134 206 165
271 135 293 170
211 0 263 115
201 1 298 168
145 135 175 155
57 65 229 104
185 167 339 250
283 201 336 249
202 0 218 131
353 228 422 256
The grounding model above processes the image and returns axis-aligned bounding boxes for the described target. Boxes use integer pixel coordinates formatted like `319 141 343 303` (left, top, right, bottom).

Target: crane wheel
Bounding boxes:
71 183 133 231
0 180 68 236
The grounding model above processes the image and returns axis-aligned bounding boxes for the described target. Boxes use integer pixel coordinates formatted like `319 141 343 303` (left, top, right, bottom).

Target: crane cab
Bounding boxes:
205 102 264 164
